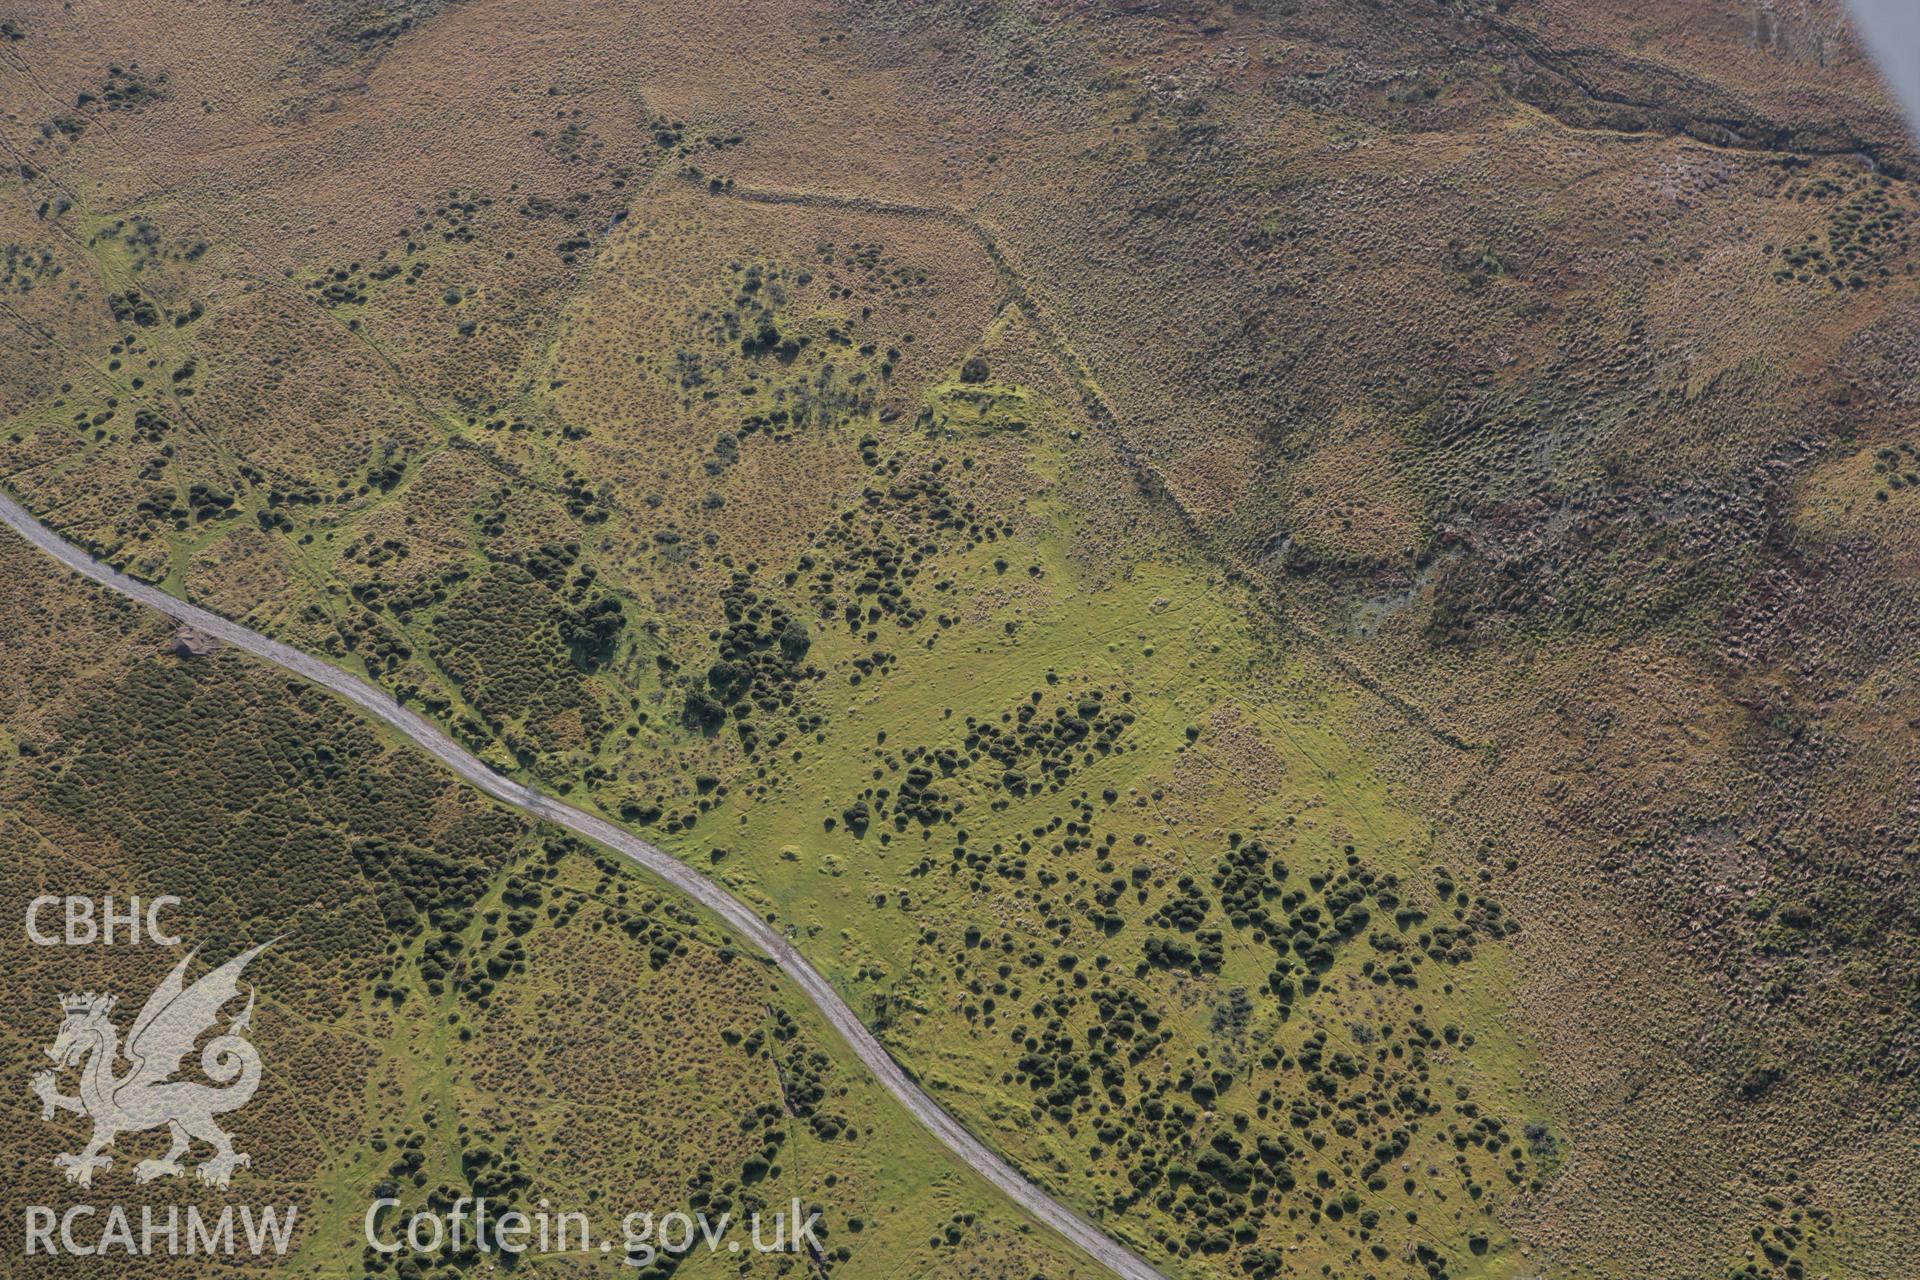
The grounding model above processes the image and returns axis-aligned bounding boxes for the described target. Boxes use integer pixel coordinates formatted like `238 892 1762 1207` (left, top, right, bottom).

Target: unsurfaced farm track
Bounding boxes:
0 487 1166 1280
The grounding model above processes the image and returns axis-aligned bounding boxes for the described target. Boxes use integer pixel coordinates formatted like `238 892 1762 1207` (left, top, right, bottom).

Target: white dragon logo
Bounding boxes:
31 942 270 1190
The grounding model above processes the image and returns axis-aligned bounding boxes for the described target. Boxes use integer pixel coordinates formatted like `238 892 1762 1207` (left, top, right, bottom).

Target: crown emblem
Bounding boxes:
60 992 113 1016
